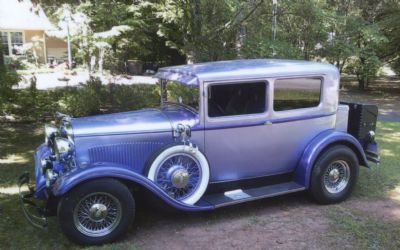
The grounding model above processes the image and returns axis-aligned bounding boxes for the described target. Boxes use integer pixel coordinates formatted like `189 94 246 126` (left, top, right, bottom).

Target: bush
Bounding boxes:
1 75 161 121
0 65 20 111
59 77 105 116
58 77 160 117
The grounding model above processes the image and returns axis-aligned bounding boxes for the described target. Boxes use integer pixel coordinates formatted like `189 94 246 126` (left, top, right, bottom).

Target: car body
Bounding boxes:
19 59 380 245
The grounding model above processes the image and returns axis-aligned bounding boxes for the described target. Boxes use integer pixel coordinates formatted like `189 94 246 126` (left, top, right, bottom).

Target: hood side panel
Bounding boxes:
74 132 173 174
71 109 172 137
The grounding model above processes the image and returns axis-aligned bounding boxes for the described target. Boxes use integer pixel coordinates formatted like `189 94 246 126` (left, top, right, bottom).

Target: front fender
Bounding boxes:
295 129 368 188
51 162 214 212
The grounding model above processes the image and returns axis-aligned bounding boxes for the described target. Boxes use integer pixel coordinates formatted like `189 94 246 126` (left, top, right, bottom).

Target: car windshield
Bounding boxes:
162 80 199 112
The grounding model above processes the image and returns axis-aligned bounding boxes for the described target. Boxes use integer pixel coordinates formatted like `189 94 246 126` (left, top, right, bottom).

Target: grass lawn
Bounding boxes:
0 121 399 249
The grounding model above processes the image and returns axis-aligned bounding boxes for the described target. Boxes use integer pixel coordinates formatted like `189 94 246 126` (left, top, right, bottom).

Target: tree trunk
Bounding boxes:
356 71 365 90
358 77 365 90
358 57 366 90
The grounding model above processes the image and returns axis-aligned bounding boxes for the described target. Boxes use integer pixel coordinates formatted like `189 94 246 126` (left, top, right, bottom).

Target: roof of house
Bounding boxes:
155 59 339 85
0 0 53 30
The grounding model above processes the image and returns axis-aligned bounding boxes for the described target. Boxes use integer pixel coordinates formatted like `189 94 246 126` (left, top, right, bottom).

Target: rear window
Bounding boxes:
274 78 321 111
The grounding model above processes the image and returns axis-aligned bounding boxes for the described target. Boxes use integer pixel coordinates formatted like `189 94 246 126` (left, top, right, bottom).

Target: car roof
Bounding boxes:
155 59 339 85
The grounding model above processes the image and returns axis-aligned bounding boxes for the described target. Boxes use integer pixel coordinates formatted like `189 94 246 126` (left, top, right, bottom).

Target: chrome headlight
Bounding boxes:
55 137 72 159
44 124 58 144
61 121 74 139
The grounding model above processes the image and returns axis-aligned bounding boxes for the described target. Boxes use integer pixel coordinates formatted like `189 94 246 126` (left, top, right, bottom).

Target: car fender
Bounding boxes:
295 129 368 188
51 162 214 212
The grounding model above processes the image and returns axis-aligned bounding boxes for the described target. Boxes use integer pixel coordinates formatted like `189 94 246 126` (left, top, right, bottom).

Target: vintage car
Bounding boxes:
19 59 380 245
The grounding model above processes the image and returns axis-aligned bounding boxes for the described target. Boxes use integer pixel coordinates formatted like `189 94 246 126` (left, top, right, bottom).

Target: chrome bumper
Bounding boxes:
18 172 48 228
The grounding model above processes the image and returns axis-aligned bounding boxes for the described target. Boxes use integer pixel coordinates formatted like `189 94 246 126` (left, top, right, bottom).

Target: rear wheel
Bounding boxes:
309 145 359 204
58 178 135 245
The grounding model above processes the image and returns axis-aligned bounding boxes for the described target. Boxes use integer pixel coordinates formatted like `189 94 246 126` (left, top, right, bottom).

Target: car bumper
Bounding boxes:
365 141 380 164
18 172 48 228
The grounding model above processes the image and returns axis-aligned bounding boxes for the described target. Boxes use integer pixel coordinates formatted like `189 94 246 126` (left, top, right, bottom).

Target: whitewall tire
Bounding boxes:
147 143 210 205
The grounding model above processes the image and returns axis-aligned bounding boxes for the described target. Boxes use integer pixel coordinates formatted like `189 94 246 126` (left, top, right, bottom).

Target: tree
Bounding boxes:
378 0 400 75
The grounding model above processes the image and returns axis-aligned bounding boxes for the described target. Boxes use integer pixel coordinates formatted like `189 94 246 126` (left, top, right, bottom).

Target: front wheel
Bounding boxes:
58 178 135 245
309 145 359 204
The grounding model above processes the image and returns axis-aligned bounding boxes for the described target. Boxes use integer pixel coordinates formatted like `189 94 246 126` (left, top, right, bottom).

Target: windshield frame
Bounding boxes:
159 79 200 113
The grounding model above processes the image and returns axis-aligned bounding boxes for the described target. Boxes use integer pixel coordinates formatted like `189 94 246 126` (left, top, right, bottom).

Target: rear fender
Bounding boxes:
52 162 213 212
295 129 368 188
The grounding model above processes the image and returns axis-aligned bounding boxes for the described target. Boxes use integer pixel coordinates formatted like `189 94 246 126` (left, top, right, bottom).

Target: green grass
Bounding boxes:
0 121 399 249
324 121 400 250
354 121 400 198
324 205 400 250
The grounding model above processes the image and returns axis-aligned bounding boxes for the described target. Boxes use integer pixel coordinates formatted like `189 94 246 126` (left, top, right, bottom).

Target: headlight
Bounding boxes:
61 121 74 139
44 124 58 144
55 137 72 159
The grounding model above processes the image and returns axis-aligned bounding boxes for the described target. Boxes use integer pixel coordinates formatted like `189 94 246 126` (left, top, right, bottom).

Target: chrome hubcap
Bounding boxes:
89 203 108 221
171 168 190 188
155 153 202 200
73 192 122 237
329 168 340 183
323 160 350 194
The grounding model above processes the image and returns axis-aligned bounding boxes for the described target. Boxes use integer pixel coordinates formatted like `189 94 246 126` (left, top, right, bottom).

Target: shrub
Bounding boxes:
58 78 160 117
0 65 20 111
2 74 161 121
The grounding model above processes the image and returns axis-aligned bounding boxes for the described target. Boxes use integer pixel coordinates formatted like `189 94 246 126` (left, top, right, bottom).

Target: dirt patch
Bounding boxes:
344 198 400 222
125 194 333 250
118 196 400 250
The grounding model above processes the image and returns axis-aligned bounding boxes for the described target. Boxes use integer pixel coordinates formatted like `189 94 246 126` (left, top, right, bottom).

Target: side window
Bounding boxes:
208 82 266 117
274 78 321 111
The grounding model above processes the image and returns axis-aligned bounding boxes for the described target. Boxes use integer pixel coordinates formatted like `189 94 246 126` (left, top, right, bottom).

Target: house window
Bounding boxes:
274 77 322 111
208 82 267 117
0 32 9 56
0 31 24 56
10 32 23 55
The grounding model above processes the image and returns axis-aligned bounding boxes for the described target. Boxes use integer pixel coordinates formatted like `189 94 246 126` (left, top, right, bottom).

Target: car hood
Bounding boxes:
70 106 200 137
70 108 172 137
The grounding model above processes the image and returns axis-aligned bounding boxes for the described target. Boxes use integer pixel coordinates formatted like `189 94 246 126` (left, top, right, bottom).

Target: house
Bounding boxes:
0 0 67 64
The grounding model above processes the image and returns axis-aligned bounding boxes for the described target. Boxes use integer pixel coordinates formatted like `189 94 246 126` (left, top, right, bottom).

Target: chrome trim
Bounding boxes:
55 137 71 154
45 169 58 187
44 124 58 145
323 160 350 194
73 192 122 237
214 187 305 208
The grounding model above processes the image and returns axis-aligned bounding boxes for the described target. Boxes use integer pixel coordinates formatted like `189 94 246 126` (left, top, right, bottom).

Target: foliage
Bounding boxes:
25 0 400 88
378 1 400 75
0 65 20 111
1 76 160 121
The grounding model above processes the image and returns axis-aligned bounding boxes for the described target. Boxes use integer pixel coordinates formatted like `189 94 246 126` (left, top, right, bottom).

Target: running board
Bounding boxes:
201 182 305 208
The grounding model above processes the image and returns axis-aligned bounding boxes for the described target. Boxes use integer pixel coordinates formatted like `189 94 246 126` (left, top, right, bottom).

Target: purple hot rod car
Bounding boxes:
19 59 379 245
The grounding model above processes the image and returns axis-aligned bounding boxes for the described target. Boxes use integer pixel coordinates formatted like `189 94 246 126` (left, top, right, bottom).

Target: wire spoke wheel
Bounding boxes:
155 153 202 200
147 143 210 205
73 192 122 237
323 160 351 194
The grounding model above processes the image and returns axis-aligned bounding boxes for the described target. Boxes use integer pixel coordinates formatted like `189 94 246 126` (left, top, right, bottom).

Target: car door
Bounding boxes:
204 80 274 182
204 77 332 183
